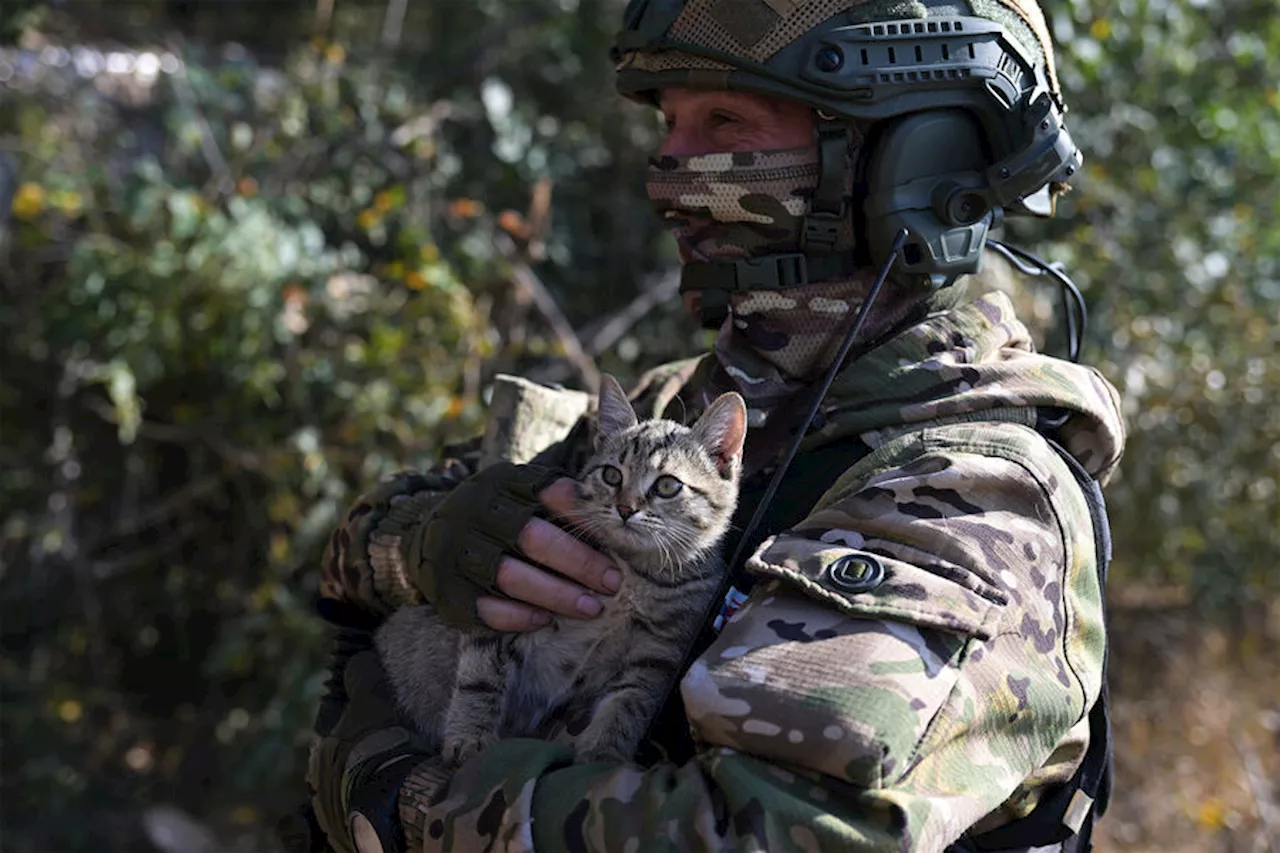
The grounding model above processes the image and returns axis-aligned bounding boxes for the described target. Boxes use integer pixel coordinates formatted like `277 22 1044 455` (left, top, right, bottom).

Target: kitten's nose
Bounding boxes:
616 504 637 520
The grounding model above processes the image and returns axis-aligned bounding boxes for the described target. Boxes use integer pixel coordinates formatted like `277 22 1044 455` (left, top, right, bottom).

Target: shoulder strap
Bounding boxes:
637 433 873 765
953 413 1113 853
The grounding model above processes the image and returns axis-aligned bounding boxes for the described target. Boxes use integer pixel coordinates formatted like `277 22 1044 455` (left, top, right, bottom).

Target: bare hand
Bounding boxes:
475 478 621 632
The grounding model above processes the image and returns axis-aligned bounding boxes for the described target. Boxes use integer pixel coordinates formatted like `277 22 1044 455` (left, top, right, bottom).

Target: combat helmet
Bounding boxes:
613 0 1083 312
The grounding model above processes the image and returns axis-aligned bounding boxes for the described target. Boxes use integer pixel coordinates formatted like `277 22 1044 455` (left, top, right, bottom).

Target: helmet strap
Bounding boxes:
681 115 857 329
801 115 851 254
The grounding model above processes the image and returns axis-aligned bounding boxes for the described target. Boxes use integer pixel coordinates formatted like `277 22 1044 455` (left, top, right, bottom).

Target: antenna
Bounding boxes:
638 229 910 761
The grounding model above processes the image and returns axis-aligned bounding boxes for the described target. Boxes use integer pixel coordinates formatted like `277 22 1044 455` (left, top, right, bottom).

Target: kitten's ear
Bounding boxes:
691 392 747 477
595 374 638 443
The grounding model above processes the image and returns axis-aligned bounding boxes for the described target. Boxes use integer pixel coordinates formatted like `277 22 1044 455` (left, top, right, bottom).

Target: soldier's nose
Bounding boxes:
616 504 636 520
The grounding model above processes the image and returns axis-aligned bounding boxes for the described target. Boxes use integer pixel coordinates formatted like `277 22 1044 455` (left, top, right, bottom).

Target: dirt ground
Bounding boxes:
1094 589 1279 853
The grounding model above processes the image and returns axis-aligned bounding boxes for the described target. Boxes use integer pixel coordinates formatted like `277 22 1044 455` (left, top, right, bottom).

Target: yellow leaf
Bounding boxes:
11 182 45 220
1196 799 1227 830
405 270 426 290
267 492 299 524
231 806 257 825
1090 19 1111 40
420 243 440 264
270 532 290 563
324 43 346 65
58 699 83 724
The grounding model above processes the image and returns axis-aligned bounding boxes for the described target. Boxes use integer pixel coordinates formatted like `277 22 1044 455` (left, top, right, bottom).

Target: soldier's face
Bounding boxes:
657 87 814 160
655 87 816 291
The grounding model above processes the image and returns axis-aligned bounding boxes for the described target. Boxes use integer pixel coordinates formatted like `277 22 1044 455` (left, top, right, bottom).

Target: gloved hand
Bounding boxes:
401 461 565 626
306 644 428 853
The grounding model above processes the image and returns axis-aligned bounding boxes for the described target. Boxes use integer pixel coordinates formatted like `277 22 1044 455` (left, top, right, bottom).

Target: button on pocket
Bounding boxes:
827 554 885 593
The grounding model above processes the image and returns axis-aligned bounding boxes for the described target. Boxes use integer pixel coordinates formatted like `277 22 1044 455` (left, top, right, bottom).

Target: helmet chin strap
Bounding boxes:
679 114 858 330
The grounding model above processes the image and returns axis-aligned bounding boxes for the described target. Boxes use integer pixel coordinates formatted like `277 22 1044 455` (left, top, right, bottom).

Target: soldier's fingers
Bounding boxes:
495 554 606 619
517 516 622 595
475 596 552 633
537 477 581 521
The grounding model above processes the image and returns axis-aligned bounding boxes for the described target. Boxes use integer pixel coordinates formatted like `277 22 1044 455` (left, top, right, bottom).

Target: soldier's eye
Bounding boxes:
652 474 683 498
600 465 623 487
708 110 739 128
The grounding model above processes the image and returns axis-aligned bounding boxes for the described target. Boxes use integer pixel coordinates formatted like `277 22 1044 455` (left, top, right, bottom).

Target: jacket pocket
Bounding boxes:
746 532 1009 641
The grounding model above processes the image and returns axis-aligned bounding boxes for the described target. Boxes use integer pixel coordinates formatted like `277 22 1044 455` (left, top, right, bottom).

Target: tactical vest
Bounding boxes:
642 408 1113 853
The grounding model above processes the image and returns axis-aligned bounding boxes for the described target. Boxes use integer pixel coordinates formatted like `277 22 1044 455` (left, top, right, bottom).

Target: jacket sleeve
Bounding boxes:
391 421 1107 852
318 458 474 616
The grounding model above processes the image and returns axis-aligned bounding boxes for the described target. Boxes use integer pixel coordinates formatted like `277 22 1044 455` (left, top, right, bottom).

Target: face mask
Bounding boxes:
646 146 856 262
647 145 881 406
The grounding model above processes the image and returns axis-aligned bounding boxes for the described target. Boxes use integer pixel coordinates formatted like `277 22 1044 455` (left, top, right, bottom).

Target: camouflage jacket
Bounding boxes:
316 290 1126 853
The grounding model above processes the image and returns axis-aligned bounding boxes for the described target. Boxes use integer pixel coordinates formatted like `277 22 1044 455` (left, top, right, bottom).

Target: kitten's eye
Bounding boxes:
651 474 683 499
600 465 623 487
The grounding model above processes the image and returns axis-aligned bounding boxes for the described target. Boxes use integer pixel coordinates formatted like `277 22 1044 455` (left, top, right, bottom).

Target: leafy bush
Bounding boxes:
1022 0 1280 609
1 37 503 850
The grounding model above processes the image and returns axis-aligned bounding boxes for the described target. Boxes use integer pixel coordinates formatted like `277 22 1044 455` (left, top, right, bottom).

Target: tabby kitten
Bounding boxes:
376 374 746 764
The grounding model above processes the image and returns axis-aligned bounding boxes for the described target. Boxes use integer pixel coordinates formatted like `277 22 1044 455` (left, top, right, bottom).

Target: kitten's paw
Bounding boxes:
442 733 493 766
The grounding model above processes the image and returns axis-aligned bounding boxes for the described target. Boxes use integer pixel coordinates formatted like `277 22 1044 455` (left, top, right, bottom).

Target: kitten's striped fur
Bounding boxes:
376 375 746 764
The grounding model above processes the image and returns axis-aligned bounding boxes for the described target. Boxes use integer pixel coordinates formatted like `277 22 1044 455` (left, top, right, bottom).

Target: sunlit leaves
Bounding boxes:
1034 0 1280 607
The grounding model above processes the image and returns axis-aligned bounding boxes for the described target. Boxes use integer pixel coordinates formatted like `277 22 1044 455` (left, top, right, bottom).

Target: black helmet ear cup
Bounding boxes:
862 109 997 286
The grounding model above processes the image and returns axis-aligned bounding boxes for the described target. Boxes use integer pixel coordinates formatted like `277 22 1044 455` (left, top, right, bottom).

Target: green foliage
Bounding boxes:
1020 0 1280 609
1 36 502 850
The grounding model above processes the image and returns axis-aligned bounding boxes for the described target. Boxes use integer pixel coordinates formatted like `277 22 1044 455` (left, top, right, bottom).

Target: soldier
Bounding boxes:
296 1 1127 851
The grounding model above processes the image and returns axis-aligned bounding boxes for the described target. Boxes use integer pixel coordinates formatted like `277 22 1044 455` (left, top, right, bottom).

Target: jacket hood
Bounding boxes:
814 290 1126 484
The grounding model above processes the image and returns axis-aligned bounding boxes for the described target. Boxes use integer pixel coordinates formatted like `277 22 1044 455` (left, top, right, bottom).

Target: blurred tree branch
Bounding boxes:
498 231 600 393
168 42 234 198
582 268 681 357
381 0 408 48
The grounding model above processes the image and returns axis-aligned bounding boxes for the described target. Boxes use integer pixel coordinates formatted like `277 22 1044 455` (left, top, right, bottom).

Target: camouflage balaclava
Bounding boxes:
618 0 1073 420
646 140 931 412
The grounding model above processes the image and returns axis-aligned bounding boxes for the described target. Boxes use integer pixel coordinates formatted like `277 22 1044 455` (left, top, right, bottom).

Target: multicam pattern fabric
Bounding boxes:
646 144 933 407
710 270 937 410
315 287 1125 852
647 146 857 260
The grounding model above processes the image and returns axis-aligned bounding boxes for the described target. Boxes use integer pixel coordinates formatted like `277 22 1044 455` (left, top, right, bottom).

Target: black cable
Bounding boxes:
638 230 909 760
986 239 1088 363
726 228 910 570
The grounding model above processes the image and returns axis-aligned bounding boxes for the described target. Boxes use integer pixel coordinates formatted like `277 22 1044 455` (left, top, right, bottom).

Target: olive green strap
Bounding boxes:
801 117 851 252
